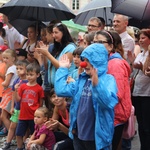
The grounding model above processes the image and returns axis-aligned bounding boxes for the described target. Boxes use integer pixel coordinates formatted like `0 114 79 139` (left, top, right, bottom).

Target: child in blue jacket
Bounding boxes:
54 43 118 150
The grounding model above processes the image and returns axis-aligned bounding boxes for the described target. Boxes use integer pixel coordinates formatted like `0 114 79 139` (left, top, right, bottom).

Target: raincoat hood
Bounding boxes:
81 43 108 76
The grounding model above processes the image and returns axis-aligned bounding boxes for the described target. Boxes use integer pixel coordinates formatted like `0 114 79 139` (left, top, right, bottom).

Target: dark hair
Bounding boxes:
84 31 96 45
26 62 40 74
110 31 124 58
16 60 29 67
46 24 54 34
95 30 113 45
36 107 51 119
0 22 6 38
51 23 75 57
73 46 84 56
139 28 150 39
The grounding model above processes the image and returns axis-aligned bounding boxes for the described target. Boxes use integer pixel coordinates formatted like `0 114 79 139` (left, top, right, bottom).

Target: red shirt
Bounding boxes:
19 83 44 120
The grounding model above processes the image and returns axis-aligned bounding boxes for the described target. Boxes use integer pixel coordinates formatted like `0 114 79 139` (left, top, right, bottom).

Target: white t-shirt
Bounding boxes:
132 50 150 96
4 26 24 50
120 31 135 59
0 36 4 45
5 65 18 88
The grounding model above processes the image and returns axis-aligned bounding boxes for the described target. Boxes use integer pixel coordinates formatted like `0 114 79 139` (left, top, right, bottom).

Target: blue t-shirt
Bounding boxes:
48 43 76 86
12 78 28 110
77 79 95 141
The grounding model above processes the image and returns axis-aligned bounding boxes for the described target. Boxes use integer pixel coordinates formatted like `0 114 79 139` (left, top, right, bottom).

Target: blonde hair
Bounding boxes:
127 27 135 39
36 107 51 120
3 49 17 62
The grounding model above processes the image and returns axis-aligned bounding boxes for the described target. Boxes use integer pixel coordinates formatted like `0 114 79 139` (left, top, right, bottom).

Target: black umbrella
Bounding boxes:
0 0 75 22
9 19 46 36
111 0 150 21
74 0 114 26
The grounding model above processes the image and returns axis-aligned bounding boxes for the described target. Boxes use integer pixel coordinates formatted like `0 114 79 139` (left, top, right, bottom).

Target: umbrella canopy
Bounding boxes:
0 0 75 22
74 0 114 26
62 20 87 32
111 0 150 21
9 19 46 37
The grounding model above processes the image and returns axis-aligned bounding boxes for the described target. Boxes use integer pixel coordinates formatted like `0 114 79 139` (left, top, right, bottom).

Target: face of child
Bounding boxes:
73 54 81 68
26 71 39 84
16 65 27 77
2 53 15 66
34 110 48 125
17 56 26 61
50 93 65 107
83 58 93 76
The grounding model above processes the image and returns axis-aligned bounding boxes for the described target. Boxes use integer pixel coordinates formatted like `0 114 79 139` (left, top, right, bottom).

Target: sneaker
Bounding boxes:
0 126 4 131
10 139 17 146
1 142 11 150
0 128 8 137
0 136 7 143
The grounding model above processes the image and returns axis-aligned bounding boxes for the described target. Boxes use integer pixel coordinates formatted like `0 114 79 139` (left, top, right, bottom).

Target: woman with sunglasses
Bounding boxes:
94 30 132 150
35 23 76 88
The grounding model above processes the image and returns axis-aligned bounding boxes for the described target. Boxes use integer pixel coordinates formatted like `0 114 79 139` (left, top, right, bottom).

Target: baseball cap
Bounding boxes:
0 45 8 52
15 48 27 58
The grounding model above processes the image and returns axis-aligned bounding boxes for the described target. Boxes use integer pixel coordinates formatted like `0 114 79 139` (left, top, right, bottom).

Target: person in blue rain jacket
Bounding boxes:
54 43 118 150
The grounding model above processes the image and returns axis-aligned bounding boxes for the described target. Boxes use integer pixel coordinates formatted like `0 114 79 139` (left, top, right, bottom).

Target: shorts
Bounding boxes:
16 120 34 136
10 109 20 123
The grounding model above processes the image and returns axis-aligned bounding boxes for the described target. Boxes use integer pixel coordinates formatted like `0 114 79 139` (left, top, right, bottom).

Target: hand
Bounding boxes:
59 54 71 68
90 68 98 86
35 41 49 56
127 51 135 63
145 67 150 76
14 82 21 91
133 62 143 70
78 66 84 75
14 41 21 49
67 76 75 83
10 108 14 115
45 119 59 130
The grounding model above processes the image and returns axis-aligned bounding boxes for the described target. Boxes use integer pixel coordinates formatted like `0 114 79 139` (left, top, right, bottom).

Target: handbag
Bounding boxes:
122 106 135 139
130 70 139 93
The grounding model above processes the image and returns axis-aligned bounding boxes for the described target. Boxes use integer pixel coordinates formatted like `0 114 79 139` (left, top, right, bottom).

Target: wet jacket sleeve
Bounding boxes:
92 75 118 109
54 67 76 97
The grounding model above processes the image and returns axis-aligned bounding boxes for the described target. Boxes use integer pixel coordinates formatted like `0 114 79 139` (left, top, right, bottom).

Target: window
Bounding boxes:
72 0 79 10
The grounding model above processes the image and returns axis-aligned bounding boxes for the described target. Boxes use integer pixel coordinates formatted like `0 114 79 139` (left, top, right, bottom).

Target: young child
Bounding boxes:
2 60 29 149
14 62 44 150
0 49 18 136
26 107 56 150
0 45 8 130
70 46 84 80
45 88 74 150
15 48 28 61
55 43 118 150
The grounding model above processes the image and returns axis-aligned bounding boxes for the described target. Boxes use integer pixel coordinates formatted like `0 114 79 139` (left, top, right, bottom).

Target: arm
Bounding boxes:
10 92 15 114
28 134 46 145
14 83 21 102
35 41 74 69
39 98 43 107
2 73 13 88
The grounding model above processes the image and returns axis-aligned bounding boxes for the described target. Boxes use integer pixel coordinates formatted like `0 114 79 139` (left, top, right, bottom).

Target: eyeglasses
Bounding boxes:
87 24 99 28
92 40 108 44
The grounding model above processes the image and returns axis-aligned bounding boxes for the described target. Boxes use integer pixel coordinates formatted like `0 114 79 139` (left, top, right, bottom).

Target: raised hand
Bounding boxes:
35 41 49 56
59 54 71 68
90 67 98 86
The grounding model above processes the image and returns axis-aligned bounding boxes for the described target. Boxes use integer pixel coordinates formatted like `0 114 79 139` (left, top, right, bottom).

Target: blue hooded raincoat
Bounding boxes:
55 43 118 150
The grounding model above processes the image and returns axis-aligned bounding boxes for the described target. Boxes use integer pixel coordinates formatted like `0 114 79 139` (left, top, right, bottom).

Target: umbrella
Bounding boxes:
0 0 75 22
62 20 87 32
73 0 114 26
111 0 150 21
9 19 46 36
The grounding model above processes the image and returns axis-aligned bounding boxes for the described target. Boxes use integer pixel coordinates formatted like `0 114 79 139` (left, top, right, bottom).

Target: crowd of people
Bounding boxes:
0 12 149 150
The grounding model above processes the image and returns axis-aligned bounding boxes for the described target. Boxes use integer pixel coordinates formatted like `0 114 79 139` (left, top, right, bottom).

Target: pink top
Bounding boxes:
34 124 56 150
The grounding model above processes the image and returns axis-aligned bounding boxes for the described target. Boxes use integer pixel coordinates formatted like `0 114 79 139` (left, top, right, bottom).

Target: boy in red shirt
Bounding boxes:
14 62 44 150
